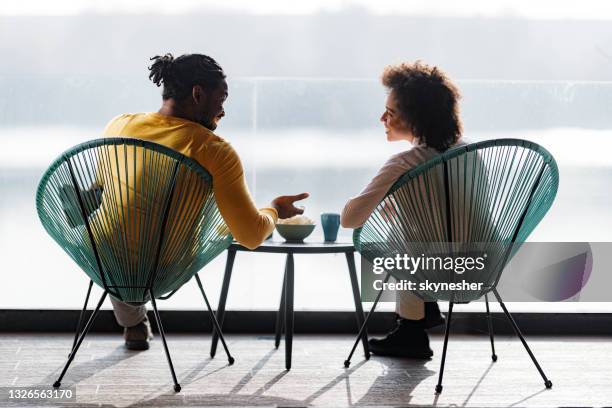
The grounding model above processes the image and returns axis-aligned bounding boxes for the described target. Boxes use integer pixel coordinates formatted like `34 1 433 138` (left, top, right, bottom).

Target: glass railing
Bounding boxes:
1 77 611 311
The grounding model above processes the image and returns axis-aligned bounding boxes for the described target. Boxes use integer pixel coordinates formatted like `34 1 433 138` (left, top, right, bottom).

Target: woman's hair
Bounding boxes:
382 61 462 152
148 53 226 100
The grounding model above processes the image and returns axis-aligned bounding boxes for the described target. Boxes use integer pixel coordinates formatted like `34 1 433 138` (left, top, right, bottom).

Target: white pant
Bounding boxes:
110 296 147 328
396 291 425 320
110 290 424 326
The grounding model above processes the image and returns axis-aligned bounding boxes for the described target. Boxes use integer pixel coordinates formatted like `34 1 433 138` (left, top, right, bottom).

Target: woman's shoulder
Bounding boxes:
398 138 468 159
388 138 467 171
391 145 439 167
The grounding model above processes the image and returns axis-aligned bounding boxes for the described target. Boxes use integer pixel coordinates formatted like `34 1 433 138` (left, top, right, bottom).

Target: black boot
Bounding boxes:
368 317 433 359
124 316 153 351
422 302 445 329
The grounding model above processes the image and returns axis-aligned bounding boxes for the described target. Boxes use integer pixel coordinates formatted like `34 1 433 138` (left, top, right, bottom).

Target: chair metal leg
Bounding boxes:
149 290 181 392
284 253 295 370
435 301 454 394
54 291 107 389
485 293 497 362
195 274 234 365
275 266 287 349
345 251 370 359
492 289 552 389
343 272 391 368
210 249 236 358
71 280 93 354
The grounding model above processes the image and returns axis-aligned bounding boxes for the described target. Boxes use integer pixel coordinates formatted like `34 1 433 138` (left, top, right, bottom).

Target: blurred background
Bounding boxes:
1 0 611 312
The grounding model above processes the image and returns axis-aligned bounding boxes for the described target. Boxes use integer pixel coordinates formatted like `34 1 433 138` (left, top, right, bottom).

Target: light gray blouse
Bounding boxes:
341 140 466 229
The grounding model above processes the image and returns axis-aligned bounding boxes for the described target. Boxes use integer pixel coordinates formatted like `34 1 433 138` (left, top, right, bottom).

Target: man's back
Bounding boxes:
91 52 307 353
104 112 222 160
100 112 278 250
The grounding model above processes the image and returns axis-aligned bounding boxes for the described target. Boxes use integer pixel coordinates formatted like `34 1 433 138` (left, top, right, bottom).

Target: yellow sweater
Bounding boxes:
102 112 277 250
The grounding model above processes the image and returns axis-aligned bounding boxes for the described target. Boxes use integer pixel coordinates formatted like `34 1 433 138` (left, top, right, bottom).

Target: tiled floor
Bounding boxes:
0 333 610 407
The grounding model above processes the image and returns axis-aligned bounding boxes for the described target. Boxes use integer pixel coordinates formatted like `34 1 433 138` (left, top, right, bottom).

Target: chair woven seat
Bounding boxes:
37 137 235 392
356 138 558 303
344 138 559 393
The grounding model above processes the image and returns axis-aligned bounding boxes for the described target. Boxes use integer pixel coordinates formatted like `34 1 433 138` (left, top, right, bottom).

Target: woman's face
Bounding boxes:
380 91 415 143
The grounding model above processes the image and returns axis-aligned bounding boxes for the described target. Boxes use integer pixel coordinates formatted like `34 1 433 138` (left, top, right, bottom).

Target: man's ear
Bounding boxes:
192 85 207 105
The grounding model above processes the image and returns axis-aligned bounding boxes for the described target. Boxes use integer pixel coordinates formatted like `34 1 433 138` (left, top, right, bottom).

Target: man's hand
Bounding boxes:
271 192 310 219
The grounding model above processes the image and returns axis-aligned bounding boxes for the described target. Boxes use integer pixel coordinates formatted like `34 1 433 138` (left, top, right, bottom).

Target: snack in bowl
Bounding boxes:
276 215 315 242
277 215 315 225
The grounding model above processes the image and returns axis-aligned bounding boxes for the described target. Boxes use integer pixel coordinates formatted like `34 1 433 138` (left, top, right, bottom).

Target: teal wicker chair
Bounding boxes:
36 138 235 392
343 139 559 393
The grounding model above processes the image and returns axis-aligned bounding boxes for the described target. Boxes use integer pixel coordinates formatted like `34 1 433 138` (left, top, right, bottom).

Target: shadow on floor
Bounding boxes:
21 336 552 407
38 345 140 389
121 353 436 407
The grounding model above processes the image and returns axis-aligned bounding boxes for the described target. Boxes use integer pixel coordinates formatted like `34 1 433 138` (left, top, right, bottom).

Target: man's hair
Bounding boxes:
148 53 226 100
382 61 462 152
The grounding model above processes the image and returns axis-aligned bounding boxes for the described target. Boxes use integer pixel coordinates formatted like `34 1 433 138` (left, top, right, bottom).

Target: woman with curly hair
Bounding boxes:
341 61 465 359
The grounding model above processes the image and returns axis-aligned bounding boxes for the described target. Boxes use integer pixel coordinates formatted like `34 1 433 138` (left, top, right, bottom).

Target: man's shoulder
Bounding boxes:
104 112 129 124
104 112 219 140
103 112 146 135
106 112 146 124
196 132 236 158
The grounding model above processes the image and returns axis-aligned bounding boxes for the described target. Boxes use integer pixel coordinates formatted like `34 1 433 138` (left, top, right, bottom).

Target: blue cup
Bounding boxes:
321 213 341 242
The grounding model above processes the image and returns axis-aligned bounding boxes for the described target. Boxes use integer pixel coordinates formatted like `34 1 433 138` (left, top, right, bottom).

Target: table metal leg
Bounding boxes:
345 251 370 358
275 265 287 349
210 248 236 358
284 253 295 370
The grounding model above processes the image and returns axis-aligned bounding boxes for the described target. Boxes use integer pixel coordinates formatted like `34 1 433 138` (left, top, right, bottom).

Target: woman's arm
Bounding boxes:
341 154 408 229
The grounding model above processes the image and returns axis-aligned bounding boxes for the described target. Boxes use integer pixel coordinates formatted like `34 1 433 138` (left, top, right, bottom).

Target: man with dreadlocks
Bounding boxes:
103 53 308 350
